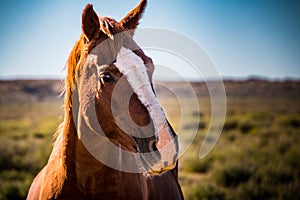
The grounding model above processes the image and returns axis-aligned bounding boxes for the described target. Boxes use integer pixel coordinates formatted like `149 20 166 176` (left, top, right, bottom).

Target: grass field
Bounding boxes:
0 79 299 199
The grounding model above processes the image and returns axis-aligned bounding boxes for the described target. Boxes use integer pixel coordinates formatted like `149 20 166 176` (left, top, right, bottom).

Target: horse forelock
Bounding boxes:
64 17 125 108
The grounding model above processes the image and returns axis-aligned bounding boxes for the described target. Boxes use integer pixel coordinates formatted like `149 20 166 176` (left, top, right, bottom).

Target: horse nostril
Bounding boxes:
164 161 168 167
149 140 161 161
149 140 158 152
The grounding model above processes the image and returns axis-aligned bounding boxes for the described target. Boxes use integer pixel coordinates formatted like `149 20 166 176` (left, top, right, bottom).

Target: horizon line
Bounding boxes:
0 74 300 82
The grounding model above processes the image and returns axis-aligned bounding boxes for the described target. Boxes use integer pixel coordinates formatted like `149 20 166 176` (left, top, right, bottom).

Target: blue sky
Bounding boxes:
0 0 299 79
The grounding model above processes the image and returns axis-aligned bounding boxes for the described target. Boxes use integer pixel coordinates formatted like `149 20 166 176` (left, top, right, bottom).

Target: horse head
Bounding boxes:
69 0 178 176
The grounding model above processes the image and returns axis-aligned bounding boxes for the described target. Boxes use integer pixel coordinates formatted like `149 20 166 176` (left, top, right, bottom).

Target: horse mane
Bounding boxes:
65 34 85 109
51 34 85 142
46 21 124 195
47 36 87 195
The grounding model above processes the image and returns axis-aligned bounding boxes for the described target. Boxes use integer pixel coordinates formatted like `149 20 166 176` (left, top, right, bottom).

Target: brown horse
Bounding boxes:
27 0 183 199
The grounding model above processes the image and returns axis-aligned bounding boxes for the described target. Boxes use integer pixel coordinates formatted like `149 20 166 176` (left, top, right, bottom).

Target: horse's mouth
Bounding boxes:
147 162 176 176
137 150 176 176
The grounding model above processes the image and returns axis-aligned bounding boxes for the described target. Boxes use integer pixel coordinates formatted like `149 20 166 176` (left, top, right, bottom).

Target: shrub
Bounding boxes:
264 166 294 184
239 122 254 134
184 122 206 130
223 119 238 131
184 157 213 173
227 133 236 142
215 164 254 187
0 144 32 172
188 184 225 200
0 170 33 200
33 132 45 139
280 115 300 128
198 121 206 130
284 148 300 169
237 180 272 200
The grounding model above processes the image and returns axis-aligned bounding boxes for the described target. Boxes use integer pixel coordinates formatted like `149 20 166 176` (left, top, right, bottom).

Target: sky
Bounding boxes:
0 0 299 80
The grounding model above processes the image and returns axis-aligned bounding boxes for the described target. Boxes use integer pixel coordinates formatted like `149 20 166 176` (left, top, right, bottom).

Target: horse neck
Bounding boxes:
57 107 149 197
58 99 111 176
47 82 148 199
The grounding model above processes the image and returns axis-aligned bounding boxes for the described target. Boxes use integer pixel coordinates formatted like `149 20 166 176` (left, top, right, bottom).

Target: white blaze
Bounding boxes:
114 47 166 138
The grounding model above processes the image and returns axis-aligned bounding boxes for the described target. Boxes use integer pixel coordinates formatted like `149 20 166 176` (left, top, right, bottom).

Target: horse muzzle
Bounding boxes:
138 123 178 176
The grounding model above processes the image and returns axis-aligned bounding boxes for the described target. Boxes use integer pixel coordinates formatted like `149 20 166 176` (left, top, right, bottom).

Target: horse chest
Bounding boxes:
69 170 148 199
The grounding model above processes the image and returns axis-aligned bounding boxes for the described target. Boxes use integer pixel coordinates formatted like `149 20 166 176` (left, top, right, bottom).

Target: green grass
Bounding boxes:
0 102 62 200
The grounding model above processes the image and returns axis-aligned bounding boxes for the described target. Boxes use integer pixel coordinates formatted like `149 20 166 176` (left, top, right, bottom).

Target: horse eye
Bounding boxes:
100 73 115 85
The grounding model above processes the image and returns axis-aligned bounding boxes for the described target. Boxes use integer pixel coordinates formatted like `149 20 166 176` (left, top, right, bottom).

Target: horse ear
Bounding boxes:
82 4 100 41
119 0 147 35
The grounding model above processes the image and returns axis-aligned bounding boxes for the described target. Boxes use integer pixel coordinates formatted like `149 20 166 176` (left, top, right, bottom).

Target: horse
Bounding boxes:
27 0 183 199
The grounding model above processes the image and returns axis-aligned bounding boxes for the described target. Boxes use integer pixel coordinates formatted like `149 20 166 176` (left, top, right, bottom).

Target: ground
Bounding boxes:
0 79 299 200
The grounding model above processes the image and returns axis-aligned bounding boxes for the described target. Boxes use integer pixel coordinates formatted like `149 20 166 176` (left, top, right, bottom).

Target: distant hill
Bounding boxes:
0 80 63 104
222 79 300 98
0 79 300 104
